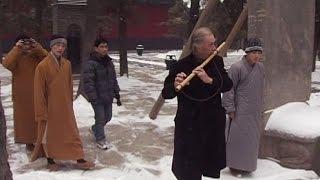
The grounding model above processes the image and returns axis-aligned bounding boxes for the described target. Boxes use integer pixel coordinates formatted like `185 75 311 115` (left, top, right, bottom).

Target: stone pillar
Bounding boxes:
248 0 317 169
248 0 315 114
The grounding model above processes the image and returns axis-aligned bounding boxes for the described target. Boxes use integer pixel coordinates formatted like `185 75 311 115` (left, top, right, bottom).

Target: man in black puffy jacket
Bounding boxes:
82 38 121 150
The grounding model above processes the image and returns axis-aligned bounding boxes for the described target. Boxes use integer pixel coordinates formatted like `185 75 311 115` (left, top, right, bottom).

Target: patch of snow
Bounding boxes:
1 84 11 97
0 66 11 78
154 50 182 60
312 70 320 83
308 92 320 106
151 71 168 82
265 102 320 139
109 55 166 67
227 49 246 56
117 76 150 90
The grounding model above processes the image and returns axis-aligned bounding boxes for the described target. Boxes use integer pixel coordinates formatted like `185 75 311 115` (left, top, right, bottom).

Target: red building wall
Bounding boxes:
109 4 169 38
107 4 182 50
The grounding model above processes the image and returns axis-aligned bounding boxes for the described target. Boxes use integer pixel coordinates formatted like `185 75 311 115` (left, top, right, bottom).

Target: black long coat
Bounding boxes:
162 54 233 179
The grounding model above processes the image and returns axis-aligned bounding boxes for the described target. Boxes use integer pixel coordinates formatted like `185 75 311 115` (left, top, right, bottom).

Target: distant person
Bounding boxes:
162 27 233 180
222 38 265 176
2 33 47 151
82 38 121 150
31 35 95 171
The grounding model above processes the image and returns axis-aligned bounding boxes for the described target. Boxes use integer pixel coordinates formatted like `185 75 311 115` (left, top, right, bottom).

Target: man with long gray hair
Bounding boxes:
161 27 233 180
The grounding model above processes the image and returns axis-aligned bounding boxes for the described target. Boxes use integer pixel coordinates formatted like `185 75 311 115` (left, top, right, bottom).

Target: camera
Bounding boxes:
21 38 35 45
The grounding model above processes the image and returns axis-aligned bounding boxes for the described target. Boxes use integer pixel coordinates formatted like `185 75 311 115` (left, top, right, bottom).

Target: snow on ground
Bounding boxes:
1 50 320 179
313 69 320 83
309 92 320 107
226 49 246 56
153 50 182 60
312 61 320 90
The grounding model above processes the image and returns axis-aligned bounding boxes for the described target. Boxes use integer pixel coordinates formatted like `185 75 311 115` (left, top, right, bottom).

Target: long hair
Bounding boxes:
190 27 213 53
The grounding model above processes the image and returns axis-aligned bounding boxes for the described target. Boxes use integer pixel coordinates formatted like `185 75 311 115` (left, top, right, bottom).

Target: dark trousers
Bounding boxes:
91 103 112 141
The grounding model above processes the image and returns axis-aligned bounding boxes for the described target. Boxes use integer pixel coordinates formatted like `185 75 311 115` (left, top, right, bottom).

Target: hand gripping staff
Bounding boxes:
175 42 225 92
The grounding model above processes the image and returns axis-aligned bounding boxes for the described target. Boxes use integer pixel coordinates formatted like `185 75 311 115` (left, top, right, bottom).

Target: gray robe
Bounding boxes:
222 56 265 172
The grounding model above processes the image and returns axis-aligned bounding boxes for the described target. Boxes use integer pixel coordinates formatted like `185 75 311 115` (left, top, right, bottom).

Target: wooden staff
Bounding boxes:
149 0 219 120
149 3 248 120
175 42 225 91
148 94 165 120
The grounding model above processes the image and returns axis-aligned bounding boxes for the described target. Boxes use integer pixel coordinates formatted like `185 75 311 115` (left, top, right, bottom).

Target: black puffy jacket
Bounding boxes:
82 52 120 104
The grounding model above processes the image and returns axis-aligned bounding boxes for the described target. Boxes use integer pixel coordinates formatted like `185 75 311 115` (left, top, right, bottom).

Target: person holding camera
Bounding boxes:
82 38 121 150
2 33 47 151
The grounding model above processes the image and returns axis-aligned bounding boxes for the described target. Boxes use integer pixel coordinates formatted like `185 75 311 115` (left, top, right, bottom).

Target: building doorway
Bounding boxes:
67 24 82 73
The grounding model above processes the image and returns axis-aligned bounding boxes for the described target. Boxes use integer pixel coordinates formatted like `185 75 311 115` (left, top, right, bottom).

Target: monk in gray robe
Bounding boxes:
222 38 265 176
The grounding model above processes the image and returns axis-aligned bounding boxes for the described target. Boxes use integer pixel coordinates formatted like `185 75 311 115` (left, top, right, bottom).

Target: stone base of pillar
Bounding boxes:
259 130 320 172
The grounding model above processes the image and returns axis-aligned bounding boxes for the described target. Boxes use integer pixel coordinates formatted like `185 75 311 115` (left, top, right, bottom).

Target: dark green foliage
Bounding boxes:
164 0 189 41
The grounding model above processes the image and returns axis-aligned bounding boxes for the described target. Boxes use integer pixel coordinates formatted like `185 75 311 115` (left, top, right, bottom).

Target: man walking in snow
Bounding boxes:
2 33 47 151
31 35 95 171
222 38 265 176
82 38 121 150
162 27 233 180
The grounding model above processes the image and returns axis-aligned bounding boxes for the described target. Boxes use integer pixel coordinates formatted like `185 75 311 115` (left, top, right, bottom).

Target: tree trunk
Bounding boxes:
118 2 128 77
313 20 319 72
75 0 100 99
0 82 13 180
313 0 320 72
218 5 248 56
0 0 6 57
188 0 200 36
33 0 46 43
82 0 100 62
0 40 3 63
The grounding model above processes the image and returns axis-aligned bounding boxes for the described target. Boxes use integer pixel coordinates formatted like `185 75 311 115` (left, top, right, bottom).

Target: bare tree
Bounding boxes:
0 0 6 56
0 0 52 51
32 0 49 43
165 0 189 41
313 0 320 72
88 0 134 76
105 0 134 76
118 1 129 76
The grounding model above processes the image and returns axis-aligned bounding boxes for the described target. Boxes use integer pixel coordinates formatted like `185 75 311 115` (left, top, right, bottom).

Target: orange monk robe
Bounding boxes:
2 44 47 144
31 54 84 161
